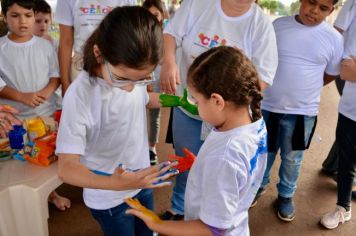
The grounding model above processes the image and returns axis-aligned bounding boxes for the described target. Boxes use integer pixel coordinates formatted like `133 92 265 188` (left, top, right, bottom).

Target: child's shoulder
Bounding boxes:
65 72 102 101
272 15 294 26
253 3 273 21
33 36 54 49
0 35 53 49
0 35 6 46
313 22 344 46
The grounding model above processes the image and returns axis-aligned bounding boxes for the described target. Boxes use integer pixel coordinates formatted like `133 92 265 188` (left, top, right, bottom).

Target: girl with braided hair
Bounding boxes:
125 46 268 236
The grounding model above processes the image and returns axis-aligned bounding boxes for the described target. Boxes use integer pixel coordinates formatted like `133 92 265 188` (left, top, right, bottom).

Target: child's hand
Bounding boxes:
125 198 162 224
159 88 199 115
0 106 22 137
110 161 179 190
37 87 53 101
147 84 154 92
0 105 19 114
20 92 46 107
160 61 180 94
168 148 196 173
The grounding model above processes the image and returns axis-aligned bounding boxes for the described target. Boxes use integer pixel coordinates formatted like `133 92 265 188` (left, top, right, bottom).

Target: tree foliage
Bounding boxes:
259 0 301 16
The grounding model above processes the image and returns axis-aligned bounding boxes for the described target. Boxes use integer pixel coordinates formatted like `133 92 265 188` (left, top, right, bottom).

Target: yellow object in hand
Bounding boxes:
125 198 162 223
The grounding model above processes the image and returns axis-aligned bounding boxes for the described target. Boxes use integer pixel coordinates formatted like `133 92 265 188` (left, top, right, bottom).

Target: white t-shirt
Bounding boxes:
0 36 59 119
0 78 5 89
262 16 344 116
164 0 277 98
54 0 136 53
334 0 356 43
56 71 150 210
185 118 267 236
339 25 356 121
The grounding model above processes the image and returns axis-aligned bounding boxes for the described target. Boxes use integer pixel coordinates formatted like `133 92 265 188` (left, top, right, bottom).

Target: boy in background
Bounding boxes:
33 0 58 49
0 0 69 211
253 0 343 222
33 0 62 109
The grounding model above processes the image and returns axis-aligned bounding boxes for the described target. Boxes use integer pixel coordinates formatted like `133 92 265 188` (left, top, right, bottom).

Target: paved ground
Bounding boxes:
48 82 355 235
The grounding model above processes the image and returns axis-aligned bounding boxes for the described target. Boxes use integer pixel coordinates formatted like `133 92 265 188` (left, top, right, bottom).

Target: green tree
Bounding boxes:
290 1 301 15
259 0 288 16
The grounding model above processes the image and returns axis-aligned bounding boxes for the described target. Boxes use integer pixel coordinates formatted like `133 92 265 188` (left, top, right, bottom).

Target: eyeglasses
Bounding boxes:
105 60 153 88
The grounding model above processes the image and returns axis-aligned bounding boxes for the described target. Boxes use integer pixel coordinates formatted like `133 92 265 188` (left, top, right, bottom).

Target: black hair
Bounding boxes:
1 0 35 16
188 46 263 122
83 6 163 77
33 0 51 14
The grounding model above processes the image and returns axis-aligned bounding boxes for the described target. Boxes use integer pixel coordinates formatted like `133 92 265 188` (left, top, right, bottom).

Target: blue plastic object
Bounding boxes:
8 125 27 149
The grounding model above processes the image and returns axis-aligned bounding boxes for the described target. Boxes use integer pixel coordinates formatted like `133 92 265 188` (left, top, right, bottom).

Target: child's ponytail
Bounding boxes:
249 85 263 122
187 46 265 122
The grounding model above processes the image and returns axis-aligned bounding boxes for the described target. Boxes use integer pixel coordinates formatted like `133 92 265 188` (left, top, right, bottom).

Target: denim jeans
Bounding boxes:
260 110 316 198
90 189 154 236
171 107 203 214
336 113 356 211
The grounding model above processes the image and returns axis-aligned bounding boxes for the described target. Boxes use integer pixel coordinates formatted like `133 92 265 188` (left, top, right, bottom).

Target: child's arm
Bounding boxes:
147 90 199 115
323 73 338 86
148 89 198 114
0 86 45 107
340 56 356 82
160 34 180 94
147 92 161 109
37 77 60 100
125 198 214 236
58 24 74 95
57 153 178 190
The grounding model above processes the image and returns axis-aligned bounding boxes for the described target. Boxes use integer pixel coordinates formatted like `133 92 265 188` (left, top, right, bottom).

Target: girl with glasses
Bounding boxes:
55 6 177 236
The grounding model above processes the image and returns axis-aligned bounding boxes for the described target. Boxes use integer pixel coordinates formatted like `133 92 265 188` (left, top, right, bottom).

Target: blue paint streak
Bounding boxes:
250 121 268 175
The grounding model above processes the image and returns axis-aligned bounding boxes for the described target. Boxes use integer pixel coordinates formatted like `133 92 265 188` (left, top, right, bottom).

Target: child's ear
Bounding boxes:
211 93 225 111
93 44 104 63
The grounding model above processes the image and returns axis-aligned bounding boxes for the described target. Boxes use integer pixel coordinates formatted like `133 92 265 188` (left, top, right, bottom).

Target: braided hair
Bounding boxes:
187 46 263 122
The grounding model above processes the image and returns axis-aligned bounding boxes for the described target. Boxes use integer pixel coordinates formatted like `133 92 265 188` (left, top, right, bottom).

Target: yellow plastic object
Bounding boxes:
25 117 47 140
125 198 162 223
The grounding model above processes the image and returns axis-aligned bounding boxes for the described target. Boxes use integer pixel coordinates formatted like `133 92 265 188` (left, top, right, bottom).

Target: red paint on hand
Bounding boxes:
168 148 196 173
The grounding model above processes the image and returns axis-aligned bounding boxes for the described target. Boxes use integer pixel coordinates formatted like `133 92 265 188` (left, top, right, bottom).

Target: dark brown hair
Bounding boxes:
33 0 51 14
187 46 263 122
83 6 163 77
1 0 35 16
142 0 164 24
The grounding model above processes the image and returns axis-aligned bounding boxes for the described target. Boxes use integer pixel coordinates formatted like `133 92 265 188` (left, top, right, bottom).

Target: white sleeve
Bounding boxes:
199 155 247 229
334 0 356 31
325 34 344 75
163 0 196 47
54 0 74 26
251 12 278 86
344 27 356 57
56 91 89 155
126 0 137 5
0 76 6 91
47 43 60 78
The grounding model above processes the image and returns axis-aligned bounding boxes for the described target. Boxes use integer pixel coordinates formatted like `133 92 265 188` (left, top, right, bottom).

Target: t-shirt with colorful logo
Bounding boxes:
55 0 136 53
164 0 277 103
